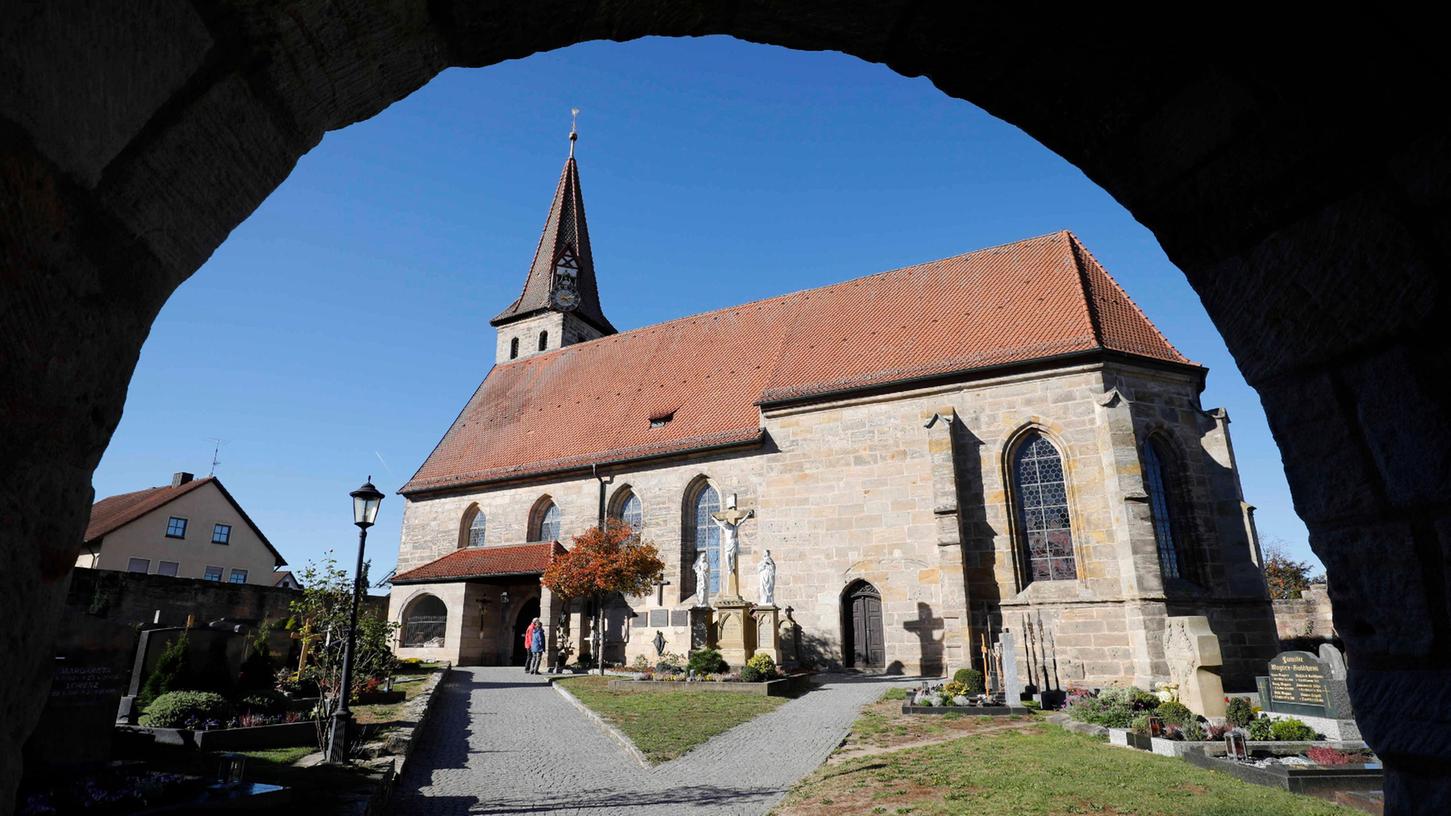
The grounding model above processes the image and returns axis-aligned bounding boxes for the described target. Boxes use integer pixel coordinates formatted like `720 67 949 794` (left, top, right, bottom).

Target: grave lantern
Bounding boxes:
1225 729 1249 761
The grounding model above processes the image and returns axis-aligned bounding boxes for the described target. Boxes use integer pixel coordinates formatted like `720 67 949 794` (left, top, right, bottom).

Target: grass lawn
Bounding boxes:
238 745 314 767
558 675 787 763
771 693 1353 816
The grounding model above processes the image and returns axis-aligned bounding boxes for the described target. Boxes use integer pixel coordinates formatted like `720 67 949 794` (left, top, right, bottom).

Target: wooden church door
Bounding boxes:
844 581 885 668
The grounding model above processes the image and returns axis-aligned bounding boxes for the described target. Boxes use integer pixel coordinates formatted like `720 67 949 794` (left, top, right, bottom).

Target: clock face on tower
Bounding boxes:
552 286 580 311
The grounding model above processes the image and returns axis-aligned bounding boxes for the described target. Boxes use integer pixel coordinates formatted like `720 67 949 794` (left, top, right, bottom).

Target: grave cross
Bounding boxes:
653 576 672 606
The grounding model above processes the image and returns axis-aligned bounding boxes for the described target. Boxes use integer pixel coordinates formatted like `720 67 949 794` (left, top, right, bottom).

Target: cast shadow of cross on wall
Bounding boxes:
903 602 945 678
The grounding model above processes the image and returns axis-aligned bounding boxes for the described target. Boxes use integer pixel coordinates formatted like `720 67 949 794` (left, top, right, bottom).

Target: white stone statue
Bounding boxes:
757 549 777 606
693 551 711 607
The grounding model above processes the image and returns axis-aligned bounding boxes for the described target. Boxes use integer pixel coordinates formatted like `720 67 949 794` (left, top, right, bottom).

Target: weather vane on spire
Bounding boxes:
569 107 580 157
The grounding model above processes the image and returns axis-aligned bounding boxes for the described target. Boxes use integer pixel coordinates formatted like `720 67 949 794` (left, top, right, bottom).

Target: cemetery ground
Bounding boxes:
770 689 1353 816
556 674 789 762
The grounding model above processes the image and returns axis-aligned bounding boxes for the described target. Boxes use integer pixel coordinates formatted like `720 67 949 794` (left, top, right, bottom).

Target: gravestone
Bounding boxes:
1162 615 1226 718
1258 650 1354 719
26 652 126 765
1318 643 1348 680
998 630 1024 702
689 606 714 650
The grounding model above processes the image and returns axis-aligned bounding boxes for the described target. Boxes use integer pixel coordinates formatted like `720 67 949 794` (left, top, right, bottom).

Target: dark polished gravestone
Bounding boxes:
1257 650 1354 719
23 653 127 765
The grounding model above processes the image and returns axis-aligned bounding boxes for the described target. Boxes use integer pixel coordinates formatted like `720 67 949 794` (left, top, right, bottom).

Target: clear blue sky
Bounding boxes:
93 36 1319 586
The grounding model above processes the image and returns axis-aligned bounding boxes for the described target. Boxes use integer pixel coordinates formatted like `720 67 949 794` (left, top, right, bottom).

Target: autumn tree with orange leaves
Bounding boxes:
542 520 664 675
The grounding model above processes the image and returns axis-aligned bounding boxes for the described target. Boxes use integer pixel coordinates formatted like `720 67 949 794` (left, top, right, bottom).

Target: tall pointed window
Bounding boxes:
611 488 643 534
468 511 487 548
1013 432 1076 583
538 330 548 351
1143 437 1190 580
531 500 561 542
510 337 519 359
686 483 721 595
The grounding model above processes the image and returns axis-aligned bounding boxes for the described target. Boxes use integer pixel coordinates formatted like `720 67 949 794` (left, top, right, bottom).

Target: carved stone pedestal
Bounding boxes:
751 605 781 664
712 599 756 669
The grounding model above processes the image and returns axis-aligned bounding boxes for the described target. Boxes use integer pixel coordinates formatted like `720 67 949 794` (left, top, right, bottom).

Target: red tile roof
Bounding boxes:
403 231 1193 495
85 478 214 543
85 477 286 566
392 541 567 584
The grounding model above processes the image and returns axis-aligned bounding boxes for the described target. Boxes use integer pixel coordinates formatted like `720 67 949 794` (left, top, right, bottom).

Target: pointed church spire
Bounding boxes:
491 116 615 336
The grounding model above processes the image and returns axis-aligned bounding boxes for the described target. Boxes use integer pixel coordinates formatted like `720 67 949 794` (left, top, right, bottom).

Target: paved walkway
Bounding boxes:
391 666 913 816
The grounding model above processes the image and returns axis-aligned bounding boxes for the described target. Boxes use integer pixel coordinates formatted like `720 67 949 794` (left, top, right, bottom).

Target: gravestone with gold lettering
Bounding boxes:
1257 650 1354 719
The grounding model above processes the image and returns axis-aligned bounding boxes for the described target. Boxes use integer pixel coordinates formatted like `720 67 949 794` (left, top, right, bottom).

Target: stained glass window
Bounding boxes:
1014 432 1076 583
1143 439 1184 579
468 511 487 548
535 502 561 542
689 485 721 595
615 491 643 533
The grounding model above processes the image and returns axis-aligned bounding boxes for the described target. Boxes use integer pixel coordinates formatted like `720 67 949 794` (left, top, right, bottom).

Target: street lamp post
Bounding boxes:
326 477 384 764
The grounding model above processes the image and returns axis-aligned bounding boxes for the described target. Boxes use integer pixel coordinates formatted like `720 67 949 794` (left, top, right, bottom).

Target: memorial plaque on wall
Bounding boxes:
649 609 670 628
1266 651 1330 717
670 609 689 627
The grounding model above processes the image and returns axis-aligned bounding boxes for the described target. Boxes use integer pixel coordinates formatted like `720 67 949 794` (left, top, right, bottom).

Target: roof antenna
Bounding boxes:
569 107 580 158
207 438 226 477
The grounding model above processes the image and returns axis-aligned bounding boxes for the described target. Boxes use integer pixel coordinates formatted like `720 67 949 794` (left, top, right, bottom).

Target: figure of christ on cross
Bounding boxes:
711 495 754 600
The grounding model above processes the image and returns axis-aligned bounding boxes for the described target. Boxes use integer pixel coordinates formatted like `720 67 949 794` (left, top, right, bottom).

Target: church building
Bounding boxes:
387 138 1278 691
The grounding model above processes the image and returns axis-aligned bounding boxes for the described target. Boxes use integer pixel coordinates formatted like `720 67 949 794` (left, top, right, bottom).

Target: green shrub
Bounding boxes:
1225 696 1256 727
741 653 778 683
1247 716 1275 741
239 690 287 714
1179 720 1207 741
952 668 985 694
1129 713 1152 735
1066 685 1157 728
139 691 234 728
139 635 191 706
1154 700 1194 726
1098 685 1160 709
687 648 728 675
1270 718 1318 741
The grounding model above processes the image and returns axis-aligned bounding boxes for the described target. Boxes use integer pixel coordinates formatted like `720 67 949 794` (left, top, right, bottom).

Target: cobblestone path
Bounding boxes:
391 666 912 816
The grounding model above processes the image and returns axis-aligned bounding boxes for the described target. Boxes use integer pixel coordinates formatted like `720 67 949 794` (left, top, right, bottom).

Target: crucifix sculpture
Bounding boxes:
653 575 672 606
711 494 754 600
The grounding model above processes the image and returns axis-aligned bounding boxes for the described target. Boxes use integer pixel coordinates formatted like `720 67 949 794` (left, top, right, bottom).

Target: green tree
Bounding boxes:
290 553 399 746
1261 539 1315 600
139 633 191 706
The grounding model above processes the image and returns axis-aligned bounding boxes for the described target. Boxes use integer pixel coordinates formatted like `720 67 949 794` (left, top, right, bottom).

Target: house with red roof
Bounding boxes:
388 140 1277 690
80 472 289 587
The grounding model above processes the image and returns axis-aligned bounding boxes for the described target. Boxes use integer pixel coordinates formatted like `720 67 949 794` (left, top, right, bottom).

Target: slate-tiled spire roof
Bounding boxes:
490 155 616 335
405 231 1194 495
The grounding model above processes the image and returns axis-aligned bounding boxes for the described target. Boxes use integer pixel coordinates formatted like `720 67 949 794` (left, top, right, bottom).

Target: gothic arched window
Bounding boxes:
1013 431 1076 584
611 488 643 534
686 483 721 595
531 500 561 542
1143 437 1190 580
467 510 487 548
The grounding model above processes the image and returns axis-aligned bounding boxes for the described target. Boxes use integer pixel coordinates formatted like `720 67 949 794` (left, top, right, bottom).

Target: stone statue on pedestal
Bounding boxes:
757 549 777 606
693 552 711 607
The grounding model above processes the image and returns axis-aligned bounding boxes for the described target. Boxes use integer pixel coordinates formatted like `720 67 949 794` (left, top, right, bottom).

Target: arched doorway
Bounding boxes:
511 597 540 665
842 580 885 669
400 594 448 648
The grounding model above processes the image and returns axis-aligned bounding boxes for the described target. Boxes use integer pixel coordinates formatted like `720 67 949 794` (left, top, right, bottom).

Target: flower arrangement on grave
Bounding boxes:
1066 685 1159 727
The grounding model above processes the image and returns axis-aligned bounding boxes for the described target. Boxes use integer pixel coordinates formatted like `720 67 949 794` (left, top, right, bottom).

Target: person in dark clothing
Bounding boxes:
525 617 546 674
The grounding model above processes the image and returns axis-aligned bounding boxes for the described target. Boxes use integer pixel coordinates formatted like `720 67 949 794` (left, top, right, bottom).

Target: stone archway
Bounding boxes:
841 580 885 669
4 4 1448 810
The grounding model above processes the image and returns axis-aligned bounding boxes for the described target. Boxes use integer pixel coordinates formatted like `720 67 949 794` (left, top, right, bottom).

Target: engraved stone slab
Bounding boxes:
670 609 689 627
649 609 669 628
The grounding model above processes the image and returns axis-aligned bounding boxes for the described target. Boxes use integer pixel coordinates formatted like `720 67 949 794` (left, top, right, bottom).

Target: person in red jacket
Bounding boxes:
522 618 538 672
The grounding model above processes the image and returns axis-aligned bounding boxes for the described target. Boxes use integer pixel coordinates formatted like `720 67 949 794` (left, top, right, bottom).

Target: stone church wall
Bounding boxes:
391 360 1275 686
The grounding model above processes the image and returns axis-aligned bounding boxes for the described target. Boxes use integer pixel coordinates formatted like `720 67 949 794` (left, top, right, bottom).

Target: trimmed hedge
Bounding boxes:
952 668 985 694
138 691 234 728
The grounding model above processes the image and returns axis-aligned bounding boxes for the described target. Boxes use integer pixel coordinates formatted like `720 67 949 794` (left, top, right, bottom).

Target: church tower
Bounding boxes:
491 124 616 363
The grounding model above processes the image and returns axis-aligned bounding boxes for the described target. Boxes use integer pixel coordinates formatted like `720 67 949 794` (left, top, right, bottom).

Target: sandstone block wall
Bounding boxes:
1272 584 1338 642
394 359 1274 682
